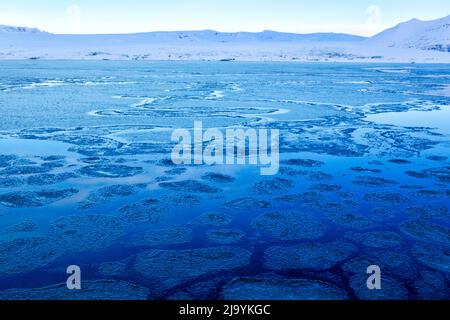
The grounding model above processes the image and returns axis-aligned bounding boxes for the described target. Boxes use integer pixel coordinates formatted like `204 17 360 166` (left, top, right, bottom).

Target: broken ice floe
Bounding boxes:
344 231 403 248
264 241 357 271
0 280 150 300
324 211 375 230
0 236 61 275
201 172 235 184
400 220 450 245
221 277 348 300
352 176 398 187
127 227 193 247
49 214 126 252
411 243 450 273
224 197 272 210
193 212 234 227
253 178 294 195
118 199 167 224
134 247 251 292
0 189 78 208
79 184 147 209
159 180 221 194
405 206 449 219
281 159 325 168
26 173 77 186
363 192 409 205
252 211 326 241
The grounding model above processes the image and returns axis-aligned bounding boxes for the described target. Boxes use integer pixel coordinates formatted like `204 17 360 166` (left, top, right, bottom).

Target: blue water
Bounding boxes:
0 61 449 300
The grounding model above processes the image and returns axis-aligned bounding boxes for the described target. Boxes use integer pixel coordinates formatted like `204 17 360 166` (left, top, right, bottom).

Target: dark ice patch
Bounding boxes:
264 241 357 271
118 199 166 224
224 197 272 210
155 176 173 183
79 164 143 178
0 189 78 208
49 214 126 252
415 189 447 198
98 257 132 278
40 155 66 162
159 180 221 194
0 155 18 168
206 229 245 244
427 156 448 162
369 208 396 221
128 227 193 247
194 212 233 227
276 192 325 204
388 159 411 165
405 206 449 219
280 168 332 181
0 236 61 275
411 243 450 272
352 176 398 187
253 178 294 195
276 193 325 204
414 270 448 300
0 280 150 300
406 167 450 183
344 231 403 248
26 173 77 186
304 171 334 181
0 165 50 176
221 277 348 300
134 247 251 293
281 159 325 168
324 211 375 230
252 211 326 241
405 171 428 179
164 168 187 175
364 192 409 205
80 184 146 209
350 167 382 174
201 172 235 184
400 220 450 245
309 184 342 192
162 194 202 208
0 177 24 188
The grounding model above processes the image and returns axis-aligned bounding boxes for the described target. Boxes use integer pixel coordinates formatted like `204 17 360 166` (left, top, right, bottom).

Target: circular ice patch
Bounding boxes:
252 211 327 241
49 214 126 253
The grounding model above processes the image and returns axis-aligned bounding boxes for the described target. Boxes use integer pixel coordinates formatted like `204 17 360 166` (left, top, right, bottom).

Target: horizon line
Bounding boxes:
3 14 448 37
2 25 376 37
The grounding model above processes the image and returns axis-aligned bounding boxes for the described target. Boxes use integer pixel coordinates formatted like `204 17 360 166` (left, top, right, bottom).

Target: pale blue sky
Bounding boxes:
1 0 450 36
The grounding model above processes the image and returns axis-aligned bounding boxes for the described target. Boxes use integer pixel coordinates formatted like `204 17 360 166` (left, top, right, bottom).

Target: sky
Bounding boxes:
0 0 450 36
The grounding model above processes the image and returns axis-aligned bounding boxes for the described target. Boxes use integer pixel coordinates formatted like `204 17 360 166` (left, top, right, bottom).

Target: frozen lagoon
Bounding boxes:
0 61 449 300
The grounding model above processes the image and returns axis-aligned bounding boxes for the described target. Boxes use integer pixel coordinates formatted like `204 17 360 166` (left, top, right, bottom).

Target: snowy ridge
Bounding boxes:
368 15 450 52
1 15 450 62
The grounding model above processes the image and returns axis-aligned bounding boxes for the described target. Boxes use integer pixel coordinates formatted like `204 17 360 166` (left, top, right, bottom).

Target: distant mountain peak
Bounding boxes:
0 25 43 33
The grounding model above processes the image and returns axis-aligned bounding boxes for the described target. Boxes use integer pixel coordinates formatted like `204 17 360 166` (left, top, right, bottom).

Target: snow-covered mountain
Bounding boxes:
0 25 43 33
368 15 450 52
1 15 450 62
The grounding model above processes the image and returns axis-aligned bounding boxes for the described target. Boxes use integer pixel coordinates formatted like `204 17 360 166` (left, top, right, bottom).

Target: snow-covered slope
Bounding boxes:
1 16 450 62
368 15 450 52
